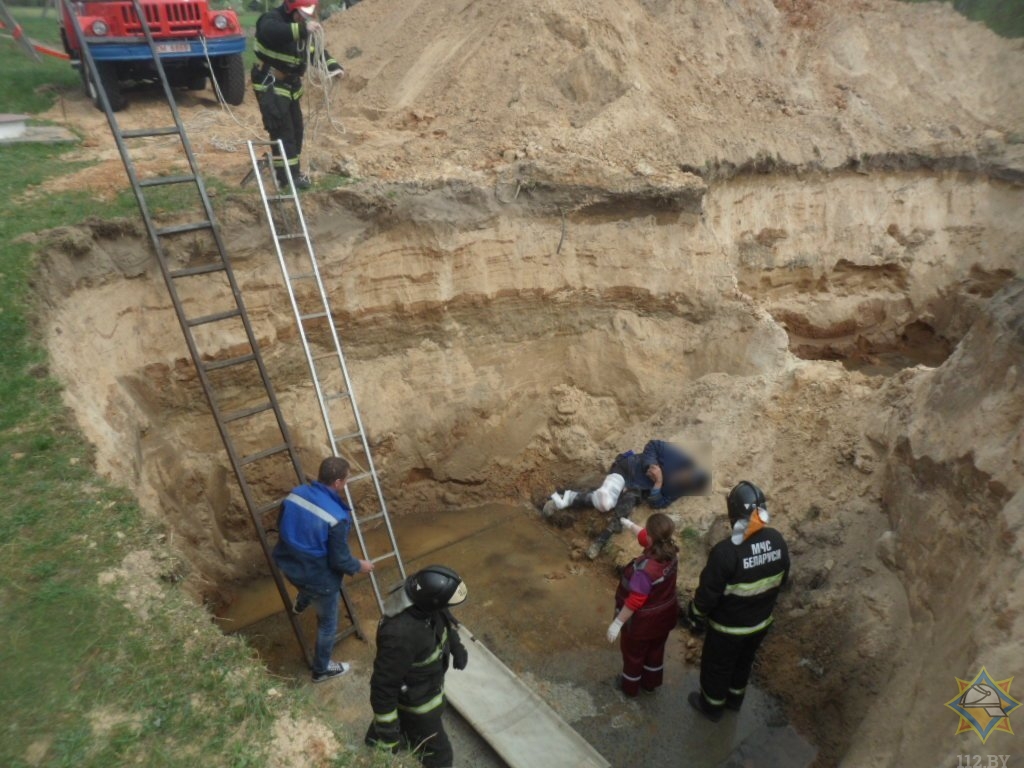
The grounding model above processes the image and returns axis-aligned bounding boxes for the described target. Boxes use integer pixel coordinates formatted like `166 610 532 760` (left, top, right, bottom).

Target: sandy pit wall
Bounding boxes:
32 162 1024 764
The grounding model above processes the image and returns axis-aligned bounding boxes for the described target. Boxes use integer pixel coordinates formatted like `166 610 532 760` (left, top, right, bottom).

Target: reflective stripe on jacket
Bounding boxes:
692 527 789 634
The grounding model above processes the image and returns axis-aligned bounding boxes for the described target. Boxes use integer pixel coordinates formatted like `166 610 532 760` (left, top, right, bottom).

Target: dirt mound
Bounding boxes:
322 0 1024 179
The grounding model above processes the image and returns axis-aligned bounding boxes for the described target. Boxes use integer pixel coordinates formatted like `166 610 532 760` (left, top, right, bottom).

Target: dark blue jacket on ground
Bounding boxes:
272 481 361 595
613 440 708 509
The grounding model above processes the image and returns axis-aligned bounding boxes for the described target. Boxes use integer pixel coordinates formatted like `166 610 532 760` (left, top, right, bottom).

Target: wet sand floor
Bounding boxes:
226 503 794 767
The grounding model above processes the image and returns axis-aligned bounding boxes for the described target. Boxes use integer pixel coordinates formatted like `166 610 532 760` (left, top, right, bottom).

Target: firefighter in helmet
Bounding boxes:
251 0 344 190
365 565 469 768
682 481 790 721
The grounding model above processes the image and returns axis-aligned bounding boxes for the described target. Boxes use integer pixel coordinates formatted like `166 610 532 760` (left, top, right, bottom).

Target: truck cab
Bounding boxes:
61 0 247 111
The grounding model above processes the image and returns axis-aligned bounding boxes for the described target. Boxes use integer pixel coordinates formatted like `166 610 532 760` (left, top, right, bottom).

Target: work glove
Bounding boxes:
451 642 469 670
619 517 642 536
606 618 624 643
679 600 707 635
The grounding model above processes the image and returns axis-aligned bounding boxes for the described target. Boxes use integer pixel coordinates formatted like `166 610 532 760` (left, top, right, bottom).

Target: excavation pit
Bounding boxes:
37 163 1023 767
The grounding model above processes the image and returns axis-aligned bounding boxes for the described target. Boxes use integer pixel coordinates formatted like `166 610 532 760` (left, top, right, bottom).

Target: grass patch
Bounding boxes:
901 0 1024 37
1 6 80 113
0 57 413 768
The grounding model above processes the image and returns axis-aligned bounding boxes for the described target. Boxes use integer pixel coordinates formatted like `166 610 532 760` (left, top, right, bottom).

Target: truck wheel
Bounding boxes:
82 61 127 112
213 53 245 106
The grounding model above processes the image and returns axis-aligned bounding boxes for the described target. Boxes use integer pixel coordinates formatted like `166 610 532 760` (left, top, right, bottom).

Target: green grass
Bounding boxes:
902 0 1024 37
1 7 81 113
0 15 411 768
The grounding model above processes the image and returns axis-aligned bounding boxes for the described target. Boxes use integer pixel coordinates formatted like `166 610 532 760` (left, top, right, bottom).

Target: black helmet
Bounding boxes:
404 565 468 612
727 481 767 524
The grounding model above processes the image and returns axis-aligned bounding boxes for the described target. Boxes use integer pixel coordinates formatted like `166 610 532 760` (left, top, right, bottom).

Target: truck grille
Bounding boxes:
119 3 203 35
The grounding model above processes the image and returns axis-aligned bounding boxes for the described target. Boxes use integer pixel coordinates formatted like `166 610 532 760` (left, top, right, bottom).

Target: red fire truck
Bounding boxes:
60 0 247 111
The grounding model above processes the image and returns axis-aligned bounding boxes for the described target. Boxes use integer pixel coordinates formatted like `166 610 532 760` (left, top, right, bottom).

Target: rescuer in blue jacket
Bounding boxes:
273 456 373 682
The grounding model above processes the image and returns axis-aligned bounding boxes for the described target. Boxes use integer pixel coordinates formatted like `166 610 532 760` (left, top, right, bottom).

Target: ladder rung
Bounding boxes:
358 511 386 524
290 272 315 281
324 391 351 402
139 174 196 188
300 310 329 321
279 232 305 240
332 430 361 443
223 401 274 423
334 625 359 642
256 498 283 516
370 552 397 564
157 221 213 237
268 193 295 202
187 308 242 327
348 471 371 484
169 262 226 278
202 352 256 372
240 444 289 466
122 126 180 139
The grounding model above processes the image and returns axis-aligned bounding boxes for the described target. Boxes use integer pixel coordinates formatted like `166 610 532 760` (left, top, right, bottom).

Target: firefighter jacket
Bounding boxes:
370 608 465 728
253 5 342 96
615 548 680 640
691 526 789 635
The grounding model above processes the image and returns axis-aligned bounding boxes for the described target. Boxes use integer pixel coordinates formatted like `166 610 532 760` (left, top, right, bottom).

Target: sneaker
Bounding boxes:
586 539 604 560
312 660 351 683
541 500 558 519
292 595 311 615
688 691 723 723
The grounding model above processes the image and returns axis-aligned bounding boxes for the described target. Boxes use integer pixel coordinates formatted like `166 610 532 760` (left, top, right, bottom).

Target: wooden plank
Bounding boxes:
446 624 610 768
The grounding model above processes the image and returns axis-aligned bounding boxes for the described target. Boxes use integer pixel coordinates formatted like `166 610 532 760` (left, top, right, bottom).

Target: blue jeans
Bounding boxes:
305 588 340 674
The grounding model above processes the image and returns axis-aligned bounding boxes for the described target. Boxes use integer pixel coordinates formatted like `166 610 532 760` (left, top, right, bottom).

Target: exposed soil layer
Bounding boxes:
28 0 1024 765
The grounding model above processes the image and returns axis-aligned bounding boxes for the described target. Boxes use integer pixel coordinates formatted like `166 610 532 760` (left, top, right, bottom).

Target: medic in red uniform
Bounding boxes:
606 513 680 697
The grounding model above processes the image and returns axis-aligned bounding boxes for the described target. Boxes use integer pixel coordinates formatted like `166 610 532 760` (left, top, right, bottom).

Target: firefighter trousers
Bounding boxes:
366 701 453 768
698 625 769 712
252 69 304 180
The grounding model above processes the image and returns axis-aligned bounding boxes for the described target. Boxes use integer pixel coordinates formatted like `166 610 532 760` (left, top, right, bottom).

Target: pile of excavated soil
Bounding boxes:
27 0 1024 766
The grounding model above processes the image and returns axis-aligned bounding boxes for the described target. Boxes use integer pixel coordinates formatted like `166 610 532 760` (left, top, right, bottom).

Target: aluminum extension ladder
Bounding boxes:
61 0 362 667
246 139 407 613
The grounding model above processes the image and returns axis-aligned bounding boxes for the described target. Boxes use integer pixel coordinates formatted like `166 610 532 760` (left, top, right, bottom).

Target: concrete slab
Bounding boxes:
0 124 78 144
446 623 610 768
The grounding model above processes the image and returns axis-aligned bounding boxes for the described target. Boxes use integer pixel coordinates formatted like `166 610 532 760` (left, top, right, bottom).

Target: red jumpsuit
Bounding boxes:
614 531 679 696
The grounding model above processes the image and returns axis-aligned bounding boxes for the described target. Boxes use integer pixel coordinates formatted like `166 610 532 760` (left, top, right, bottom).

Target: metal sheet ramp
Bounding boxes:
247 146 612 768
62 0 363 668
447 626 610 768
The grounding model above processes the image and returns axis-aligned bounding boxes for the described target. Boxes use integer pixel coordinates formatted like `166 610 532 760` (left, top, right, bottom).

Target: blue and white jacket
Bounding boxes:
272 481 361 595
615 440 709 509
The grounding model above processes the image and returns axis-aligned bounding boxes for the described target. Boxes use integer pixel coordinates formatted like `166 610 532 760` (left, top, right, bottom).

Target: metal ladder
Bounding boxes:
62 0 363 666
246 139 407 612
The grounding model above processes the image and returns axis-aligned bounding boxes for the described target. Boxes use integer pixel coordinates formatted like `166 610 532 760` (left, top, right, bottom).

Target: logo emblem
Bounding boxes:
945 667 1020 743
